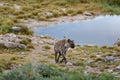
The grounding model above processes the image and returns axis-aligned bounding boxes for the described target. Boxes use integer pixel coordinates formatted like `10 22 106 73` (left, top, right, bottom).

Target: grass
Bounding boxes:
0 24 11 34
0 0 120 79
10 24 33 35
0 62 118 80
0 0 119 34
43 45 51 50
0 24 33 35
0 54 25 69
19 37 34 49
73 61 84 66
0 0 119 27
0 44 120 79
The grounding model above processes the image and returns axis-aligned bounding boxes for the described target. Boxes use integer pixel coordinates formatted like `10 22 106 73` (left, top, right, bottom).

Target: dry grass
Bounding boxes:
0 0 119 30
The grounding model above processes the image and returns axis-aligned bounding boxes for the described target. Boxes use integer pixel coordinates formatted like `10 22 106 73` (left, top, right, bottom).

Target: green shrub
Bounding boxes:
73 61 84 66
0 62 118 80
0 24 11 34
1 63 62 80
10 25 33 35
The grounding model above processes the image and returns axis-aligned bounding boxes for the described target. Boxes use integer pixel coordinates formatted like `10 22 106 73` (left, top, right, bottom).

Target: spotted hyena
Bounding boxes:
54 39 75 64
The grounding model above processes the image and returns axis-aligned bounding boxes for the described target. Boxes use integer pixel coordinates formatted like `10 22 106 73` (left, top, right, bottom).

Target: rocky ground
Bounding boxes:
0 32 120 78
0 0 120 79
0 11 119 78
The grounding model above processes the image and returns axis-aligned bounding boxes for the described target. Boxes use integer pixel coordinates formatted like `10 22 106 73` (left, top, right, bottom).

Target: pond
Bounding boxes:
33 15 120 46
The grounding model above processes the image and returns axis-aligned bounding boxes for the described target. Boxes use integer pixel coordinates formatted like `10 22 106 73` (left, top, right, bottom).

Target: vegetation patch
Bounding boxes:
43 45 51 50
0 24 33 35
0 63 118 80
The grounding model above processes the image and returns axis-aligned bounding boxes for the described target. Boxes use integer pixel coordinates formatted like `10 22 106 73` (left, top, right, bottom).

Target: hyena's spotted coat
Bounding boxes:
54 39 75 64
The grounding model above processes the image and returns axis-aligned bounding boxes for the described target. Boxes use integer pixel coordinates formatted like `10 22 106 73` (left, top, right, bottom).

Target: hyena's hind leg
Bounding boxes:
55 52 58 63
57 53 61 63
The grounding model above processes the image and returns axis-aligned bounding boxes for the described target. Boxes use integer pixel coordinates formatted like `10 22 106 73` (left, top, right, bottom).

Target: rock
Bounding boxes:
104 56 115 62
4 42 26 48
107 69 113 73
14 4 21 9
0 33 30 49
39 41 44 44
44 12 53 18
66 62 73 66
61 8 66 12
11 26 21 31
32 41 38 45
116 65 120 70
19 52 25 55
85 59 93 64
114 38 120 46
96 52 103 55
83 11 92 16
81 50 87 54
0 3 4 6
5 33 17 37
84 66 92 71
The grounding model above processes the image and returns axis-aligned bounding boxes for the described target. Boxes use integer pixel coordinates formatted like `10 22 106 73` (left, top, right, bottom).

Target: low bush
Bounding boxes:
0 24 11 34
10 25 33 35
43 45 51 50
0 24 33 35
0 63 118 80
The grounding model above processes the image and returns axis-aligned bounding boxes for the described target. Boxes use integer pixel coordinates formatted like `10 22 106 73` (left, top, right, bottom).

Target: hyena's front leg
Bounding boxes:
60 53 67 63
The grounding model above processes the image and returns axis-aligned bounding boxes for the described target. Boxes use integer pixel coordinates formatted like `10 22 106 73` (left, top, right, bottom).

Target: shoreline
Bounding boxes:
20 14 96 29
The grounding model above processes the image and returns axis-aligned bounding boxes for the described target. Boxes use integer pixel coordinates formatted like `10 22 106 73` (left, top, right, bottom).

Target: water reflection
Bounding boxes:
33 15 120 45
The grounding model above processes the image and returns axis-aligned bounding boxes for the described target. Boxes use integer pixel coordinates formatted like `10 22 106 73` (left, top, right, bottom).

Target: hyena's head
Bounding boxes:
114 38 120 46
67 39 75 48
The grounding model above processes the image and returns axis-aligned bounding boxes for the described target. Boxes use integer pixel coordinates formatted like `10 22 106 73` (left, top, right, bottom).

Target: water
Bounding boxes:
33 15 120 45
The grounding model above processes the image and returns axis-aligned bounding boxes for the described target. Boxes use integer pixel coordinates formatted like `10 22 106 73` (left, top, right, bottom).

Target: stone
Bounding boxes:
96 52 103 55
5 33 17 37
81 50 87 54
83 11 92 16
4 42 26 48
85 59 93 64
11 26 21 31
61 8 66 12
104 56 115 62
116 65 120 70
84 66 92 71
39 41 44 44
0 33 28 49
107 69 113 73
44 12 53 18
19 52 25 55
66 62 73 66
14 4 21 9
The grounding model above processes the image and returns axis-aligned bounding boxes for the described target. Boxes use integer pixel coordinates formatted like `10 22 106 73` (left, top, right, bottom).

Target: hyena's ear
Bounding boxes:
67 39 71 42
